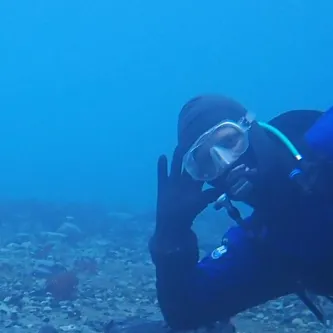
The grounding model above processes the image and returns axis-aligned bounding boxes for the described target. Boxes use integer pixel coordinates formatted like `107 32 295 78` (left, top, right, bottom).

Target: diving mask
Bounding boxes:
183 118 252 181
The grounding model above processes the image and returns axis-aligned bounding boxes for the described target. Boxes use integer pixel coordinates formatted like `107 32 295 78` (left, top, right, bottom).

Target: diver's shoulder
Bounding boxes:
268 110 323 139
268 109 323 128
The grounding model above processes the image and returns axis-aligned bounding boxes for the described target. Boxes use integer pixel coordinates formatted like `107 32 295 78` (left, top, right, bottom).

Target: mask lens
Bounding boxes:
214 125 249 163
183 121 250 181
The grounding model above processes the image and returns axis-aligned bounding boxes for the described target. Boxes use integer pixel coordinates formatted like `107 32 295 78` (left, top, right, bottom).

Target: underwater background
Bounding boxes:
0 1 333 332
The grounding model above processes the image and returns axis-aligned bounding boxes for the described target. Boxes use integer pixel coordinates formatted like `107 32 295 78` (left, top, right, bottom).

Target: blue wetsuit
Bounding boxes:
150 109 333 330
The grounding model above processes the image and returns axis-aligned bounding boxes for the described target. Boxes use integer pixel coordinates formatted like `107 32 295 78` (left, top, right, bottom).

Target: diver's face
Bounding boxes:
207 147 257 202
193 126 248 166
183 121 251 182
183 118 258 202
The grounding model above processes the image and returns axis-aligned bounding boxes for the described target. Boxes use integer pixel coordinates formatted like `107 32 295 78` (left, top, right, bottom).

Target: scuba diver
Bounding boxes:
149 94 333 331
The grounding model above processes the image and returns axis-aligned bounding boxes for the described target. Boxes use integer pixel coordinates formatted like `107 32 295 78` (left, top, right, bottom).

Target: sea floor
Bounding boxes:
0 210 332 333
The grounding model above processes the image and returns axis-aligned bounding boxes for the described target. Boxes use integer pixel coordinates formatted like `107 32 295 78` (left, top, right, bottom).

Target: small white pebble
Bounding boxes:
60 324 79 332
292 318 305 326
43 306 52 312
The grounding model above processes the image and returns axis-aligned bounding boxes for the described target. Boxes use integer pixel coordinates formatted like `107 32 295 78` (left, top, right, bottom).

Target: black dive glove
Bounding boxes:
150 146 221 259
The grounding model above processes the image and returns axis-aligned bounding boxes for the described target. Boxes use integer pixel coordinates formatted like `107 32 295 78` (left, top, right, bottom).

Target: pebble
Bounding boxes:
59 324 80 332
256 312 265 319
291 317 305 326
38 324 59 333
43 306 52 313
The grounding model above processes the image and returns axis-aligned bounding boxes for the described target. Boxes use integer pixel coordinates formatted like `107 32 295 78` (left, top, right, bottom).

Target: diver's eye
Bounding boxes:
219 130 244 149
215 126 244 149
221 134 240 149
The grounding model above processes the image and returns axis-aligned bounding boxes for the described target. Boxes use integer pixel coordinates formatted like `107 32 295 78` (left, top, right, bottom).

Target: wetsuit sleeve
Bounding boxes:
150 225 295 331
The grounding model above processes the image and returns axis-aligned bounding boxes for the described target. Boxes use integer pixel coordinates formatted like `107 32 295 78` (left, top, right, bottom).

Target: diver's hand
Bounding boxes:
225 164 257 201
155 146 220 236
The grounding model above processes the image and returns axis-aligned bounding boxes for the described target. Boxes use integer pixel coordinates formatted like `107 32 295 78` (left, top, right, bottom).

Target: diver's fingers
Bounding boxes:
202 187 222 204
227 165 257 181
243 168 258 182
232 164 247 172
226 164 247 182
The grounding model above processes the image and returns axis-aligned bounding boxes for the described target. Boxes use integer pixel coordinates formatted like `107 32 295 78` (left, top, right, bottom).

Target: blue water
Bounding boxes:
0 0 332 211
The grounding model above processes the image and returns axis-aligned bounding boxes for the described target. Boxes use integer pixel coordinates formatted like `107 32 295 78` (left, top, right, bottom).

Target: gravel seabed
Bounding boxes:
0 212 332 333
